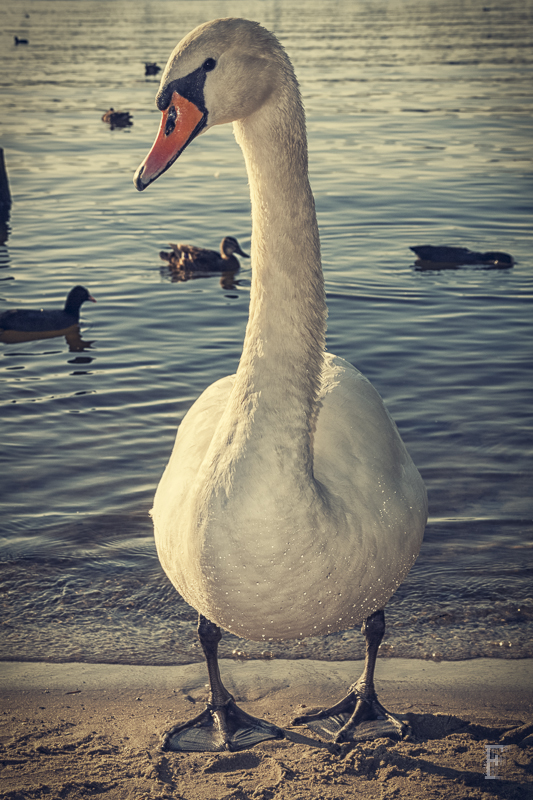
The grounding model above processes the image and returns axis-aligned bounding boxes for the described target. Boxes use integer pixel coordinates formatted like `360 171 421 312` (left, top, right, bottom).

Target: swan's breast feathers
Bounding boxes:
152 354 426 641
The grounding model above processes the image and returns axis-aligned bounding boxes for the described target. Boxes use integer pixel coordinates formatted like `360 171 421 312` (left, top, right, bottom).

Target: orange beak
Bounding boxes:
134 91 206 191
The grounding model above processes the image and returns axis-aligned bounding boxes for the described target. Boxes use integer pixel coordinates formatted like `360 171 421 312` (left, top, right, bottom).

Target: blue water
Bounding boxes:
0 0 532 665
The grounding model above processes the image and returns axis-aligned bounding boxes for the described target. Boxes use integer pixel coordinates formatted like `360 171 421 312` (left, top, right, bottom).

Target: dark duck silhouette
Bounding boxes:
14 36 29 45
102 109 133 128
0 286 96 333
411 245 514 269
160 236 249 273
145 62 161 76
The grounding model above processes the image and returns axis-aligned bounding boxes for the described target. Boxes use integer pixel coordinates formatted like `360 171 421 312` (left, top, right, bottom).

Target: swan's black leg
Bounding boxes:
163 614 284 752
292 609 407 743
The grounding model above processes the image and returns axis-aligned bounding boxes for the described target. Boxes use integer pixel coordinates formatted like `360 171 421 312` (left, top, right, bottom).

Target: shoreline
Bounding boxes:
2 656 532 703
1 658 532 799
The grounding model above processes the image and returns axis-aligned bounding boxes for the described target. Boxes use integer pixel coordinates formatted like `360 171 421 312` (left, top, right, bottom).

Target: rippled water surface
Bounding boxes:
1 0 532 665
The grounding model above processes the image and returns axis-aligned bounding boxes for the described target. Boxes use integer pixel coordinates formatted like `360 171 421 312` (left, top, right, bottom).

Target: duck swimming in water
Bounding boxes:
411 245 514 269
160 236 249 272
135 18 427 753
0 285 96 333
145 62 161 77
102 108 133 128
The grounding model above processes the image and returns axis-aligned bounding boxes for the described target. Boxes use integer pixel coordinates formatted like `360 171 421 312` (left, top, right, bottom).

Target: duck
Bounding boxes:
101 108 133 128
411 245 514 269
134 18 427 753
160 236 249 272
0 285 96 333
145 62 161 76
14 36 29 45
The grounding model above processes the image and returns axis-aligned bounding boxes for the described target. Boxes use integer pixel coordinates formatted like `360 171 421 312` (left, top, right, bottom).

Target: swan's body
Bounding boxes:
0 285 95 332
135 18 427 751
154 353 423 640
160 235 248 273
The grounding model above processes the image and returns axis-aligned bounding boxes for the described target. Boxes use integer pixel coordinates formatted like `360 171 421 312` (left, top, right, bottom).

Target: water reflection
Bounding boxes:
0 324 94 352
160 260 240 290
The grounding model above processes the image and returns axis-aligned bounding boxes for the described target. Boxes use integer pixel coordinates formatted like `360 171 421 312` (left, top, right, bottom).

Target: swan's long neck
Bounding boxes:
223 71 327 481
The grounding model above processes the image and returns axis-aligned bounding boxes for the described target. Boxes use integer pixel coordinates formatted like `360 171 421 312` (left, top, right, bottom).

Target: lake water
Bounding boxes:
1 0 532 667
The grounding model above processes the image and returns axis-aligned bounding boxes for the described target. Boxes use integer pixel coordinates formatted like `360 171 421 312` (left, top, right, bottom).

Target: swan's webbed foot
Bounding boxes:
292 609 407 743
163 697 284 752
164 614 284 752
291 681 406 743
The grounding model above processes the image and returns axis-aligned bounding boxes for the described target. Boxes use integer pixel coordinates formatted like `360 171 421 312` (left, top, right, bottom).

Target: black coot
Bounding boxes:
411 245 514 268
0 286 96 332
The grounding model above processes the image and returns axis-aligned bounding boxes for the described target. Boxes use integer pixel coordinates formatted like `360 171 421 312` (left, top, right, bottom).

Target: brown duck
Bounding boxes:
160 236 249 272
102 109 133 128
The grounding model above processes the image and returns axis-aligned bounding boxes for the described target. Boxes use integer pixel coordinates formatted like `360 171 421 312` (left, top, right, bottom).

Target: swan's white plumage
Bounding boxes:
150 18 427 643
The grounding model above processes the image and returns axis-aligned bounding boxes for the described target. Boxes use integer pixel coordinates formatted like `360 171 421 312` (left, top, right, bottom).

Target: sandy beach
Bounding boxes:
1 658 532 799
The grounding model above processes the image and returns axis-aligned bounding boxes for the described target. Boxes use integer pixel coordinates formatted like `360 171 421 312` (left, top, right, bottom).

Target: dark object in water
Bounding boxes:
102 108 133 128
14 36 29 45
411 245 514 269
0 148 11 224
160 236 249 272
145 62 161 76
0 286 96 333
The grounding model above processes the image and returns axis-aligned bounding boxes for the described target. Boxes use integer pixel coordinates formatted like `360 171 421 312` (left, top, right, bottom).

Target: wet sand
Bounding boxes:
1 658 532 799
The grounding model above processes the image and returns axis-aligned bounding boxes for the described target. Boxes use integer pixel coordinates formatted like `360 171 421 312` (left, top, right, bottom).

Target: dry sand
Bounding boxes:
1 658 532 799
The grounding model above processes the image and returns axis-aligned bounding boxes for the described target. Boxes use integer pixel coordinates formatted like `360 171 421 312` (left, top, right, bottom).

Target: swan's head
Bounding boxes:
134 18 286 191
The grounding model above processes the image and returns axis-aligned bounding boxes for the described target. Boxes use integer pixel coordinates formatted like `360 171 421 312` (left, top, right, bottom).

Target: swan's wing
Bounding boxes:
153 374 236 509
314 353 427 532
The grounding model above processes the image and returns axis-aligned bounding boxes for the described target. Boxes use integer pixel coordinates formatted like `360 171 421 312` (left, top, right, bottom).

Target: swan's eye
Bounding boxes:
202 58 216 72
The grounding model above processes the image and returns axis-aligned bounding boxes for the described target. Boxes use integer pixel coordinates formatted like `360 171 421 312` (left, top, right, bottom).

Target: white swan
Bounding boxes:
135 18 427 753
